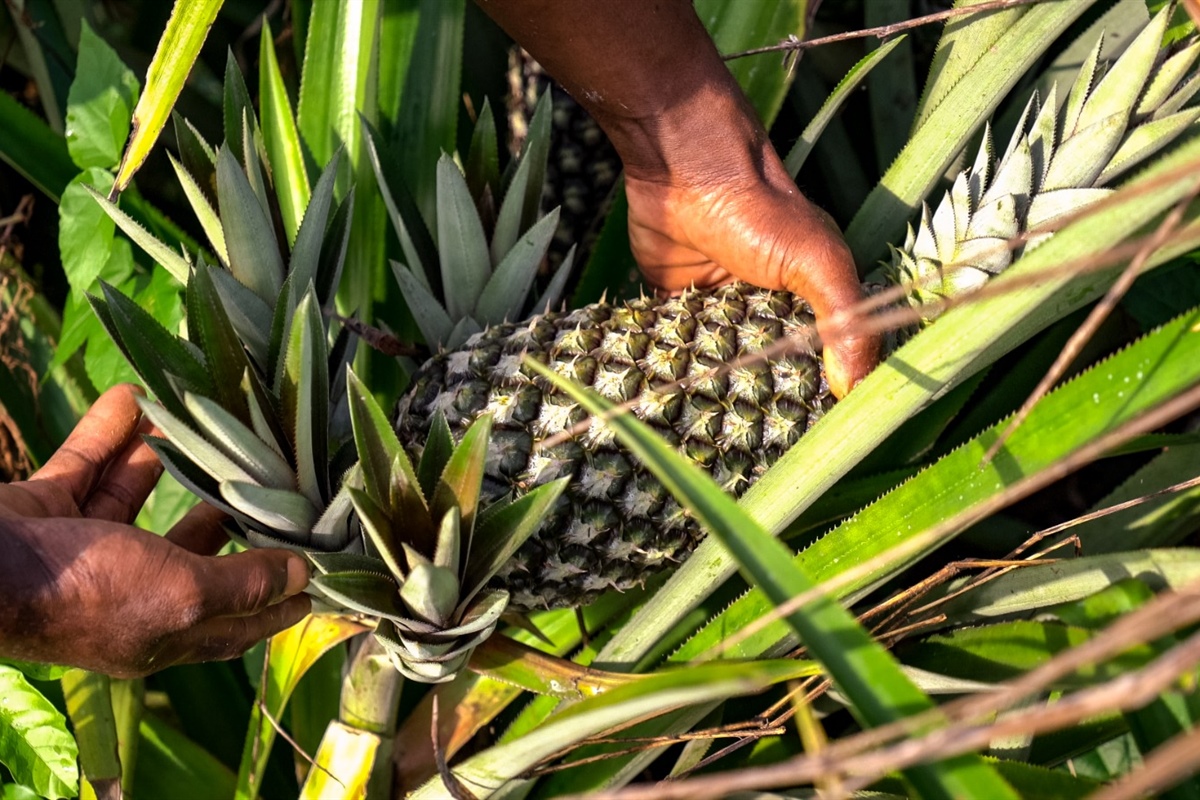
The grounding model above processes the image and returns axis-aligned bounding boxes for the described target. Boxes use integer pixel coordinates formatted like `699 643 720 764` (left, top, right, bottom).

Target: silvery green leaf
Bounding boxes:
929 193 957 265
449 589 507 638
531 244 575 316
1154 71 1200 120
346 367 422 507
1098 109 1200 185
417 412 455 501
953 237 1011 277
474 208 560 327
1075 8 1169 132
241 111 273 222
462 477 569 601
980 135 1033 208
311 571 408 622
268 273 295 387
949 173 971 244
964 194 1019 240
143 436 245 524
208 266 272 367
1041 112 1126 190
967 123 993 204
348 486 407 581
173 112 216 198
434 505 461 573
999 92 1037 166
492 90 552 264
399 563 461 627
444 316 482 350
315 192 354 310
911 203 937 262
281 287 329 507
464 98 500 202
85 186 190 284
430 415 492 537
391 260 453 347
168 152 228 265
307 551 391 576
187 260 255 422
1136 39 1200 119
245 529 310 551
1026 188 1111 230
289 151 341 302
1028 85 1058 188
137 398 254 484
363 116 438 288
184 393 294 489
221 480 318 534
436 154 492 319
216 146 283 303
242 367 288 459
1062 34 1105 138
311 482 356 551
223 50 254 161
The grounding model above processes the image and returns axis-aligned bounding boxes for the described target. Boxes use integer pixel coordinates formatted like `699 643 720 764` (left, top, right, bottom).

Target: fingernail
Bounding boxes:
284 556 310 597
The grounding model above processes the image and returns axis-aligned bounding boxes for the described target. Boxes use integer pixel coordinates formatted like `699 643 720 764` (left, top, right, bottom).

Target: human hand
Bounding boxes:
0 385 310 677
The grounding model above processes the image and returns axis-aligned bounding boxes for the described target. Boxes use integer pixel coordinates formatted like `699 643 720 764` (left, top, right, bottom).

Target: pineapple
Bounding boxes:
396 14 1200 610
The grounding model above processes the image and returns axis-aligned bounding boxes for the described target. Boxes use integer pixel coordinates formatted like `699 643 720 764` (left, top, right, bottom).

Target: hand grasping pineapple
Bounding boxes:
478 0 879 398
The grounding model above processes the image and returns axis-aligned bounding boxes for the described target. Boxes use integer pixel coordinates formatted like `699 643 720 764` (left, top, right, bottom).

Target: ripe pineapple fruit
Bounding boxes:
397 13 1200 610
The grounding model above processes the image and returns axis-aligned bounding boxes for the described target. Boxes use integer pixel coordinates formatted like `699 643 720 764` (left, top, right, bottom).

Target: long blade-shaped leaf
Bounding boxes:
474 208 559 326
281 287 330 507
529 359 1016 800
183 393 294 490
85 187 190 284
429 415 492 537
187 260 254 422
436 154 492 320
258 23 311 243
216 147 284 303
289 151 341 300
346 367 419 507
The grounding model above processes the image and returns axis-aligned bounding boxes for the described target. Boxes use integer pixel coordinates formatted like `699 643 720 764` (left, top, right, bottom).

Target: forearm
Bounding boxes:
476 0 763 181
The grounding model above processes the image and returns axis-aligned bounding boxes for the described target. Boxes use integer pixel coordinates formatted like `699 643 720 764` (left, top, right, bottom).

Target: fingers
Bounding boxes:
193 547 311 619
185 596 312 663
30 385 145 512
81 418 164 524
167 503 232 555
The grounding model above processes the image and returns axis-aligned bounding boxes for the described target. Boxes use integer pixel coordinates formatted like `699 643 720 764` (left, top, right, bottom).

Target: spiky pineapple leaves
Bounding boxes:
329 370 568 682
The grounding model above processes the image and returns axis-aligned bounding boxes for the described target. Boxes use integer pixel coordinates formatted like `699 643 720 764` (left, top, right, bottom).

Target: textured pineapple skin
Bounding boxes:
396 284 833 610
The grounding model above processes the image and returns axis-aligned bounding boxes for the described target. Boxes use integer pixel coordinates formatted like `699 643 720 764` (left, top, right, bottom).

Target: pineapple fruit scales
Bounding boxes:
398 13 1200 609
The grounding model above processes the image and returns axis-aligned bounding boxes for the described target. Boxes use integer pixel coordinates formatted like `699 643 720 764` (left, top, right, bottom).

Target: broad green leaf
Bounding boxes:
601 134 1200 670
114 0 222 192
216 147 284 304
462 478 570 600
58 169 115 295
64 21 138 170
846 0 1090 265
0 661 67 682
0 90 76 201
259 23 310 243
430 415 493 536
529 359 1016 800
186 261 253 422
436 155 492 320
785 36 908 177
85 186 190 284
134 715 235 800
475 208 559 327
0 666 77 800
61 671 120 798
410 661 830 800
234 616 363 800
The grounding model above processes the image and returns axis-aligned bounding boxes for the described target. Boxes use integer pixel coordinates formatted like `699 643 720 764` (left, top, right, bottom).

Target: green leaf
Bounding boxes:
216 147 284 304
475 208 559 327
281 288 330 507
134 715 235 800
173 113 216 203
0 665 78 800
364 117 439 287
417 412 454 501
222 50 255 166
528 358 1016 800
410 661 822 799
207 266 272 368
0 90 76 201
347 486 408 580
399 562 460 627
464 98 499 203
0 661 68 682
168 153 227 265
136 399 254 486
220 481 318 534
259 23 311 244
346 368 418 507
113 0 222 192
436 154 492 320
186 261 253 422
430 415 492 538
390 260 454 347
58 169 116 295
65 21 139 170
290 152 341 305
312 572 408 622
183 393 294 490
491 91 549 265
61 670 120 797
85 186 190 284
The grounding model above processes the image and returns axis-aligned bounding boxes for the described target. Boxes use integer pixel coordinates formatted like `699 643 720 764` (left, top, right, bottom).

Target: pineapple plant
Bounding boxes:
396 11 1200 609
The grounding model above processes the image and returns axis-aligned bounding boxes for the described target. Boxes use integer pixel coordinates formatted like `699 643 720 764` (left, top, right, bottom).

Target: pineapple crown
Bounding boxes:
367 91 574 351
889 9 1200 311
306 372 568 682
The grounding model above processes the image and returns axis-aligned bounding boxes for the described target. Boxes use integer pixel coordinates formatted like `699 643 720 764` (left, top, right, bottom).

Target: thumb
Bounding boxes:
194 548 311 619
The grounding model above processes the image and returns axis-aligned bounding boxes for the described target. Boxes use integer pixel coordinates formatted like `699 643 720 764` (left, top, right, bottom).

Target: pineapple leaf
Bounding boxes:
495 88 551 260
461 477 570 603
142 436 246 523
315 191 354 310
219 481 319 535
289 150 341 305
222 50 255 161
346 367 421 508
216 146 284 303
168 152 228 265
137 399 254 486
436 154 491 319
84 186 190 284
433 505 461 573
242 367 289 461
186 260 253 423
1137 39 1200 119
475 208 560 327
430 414 492 538
1098 108 1200 185
241 111 273 224
363 117 439 290
449 589 508 637
208 265 273 368
92 282 210 416
348 486 408 580
268 273 294 389
532 244 575 316
282 287 330 507
307 550 391 577
258 22 311 243
390 260 454 347
311 482 356 551
398 562 460 628
172 112 216 200
311 571 409 623
417 411 454 500
184 392 294 490
1074 7 1168 133
444 316 482 350
464 97 500 203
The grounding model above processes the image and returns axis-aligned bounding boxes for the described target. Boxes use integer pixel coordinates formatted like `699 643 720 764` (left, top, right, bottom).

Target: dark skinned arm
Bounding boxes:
477 0 878 397
0 386 310 678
